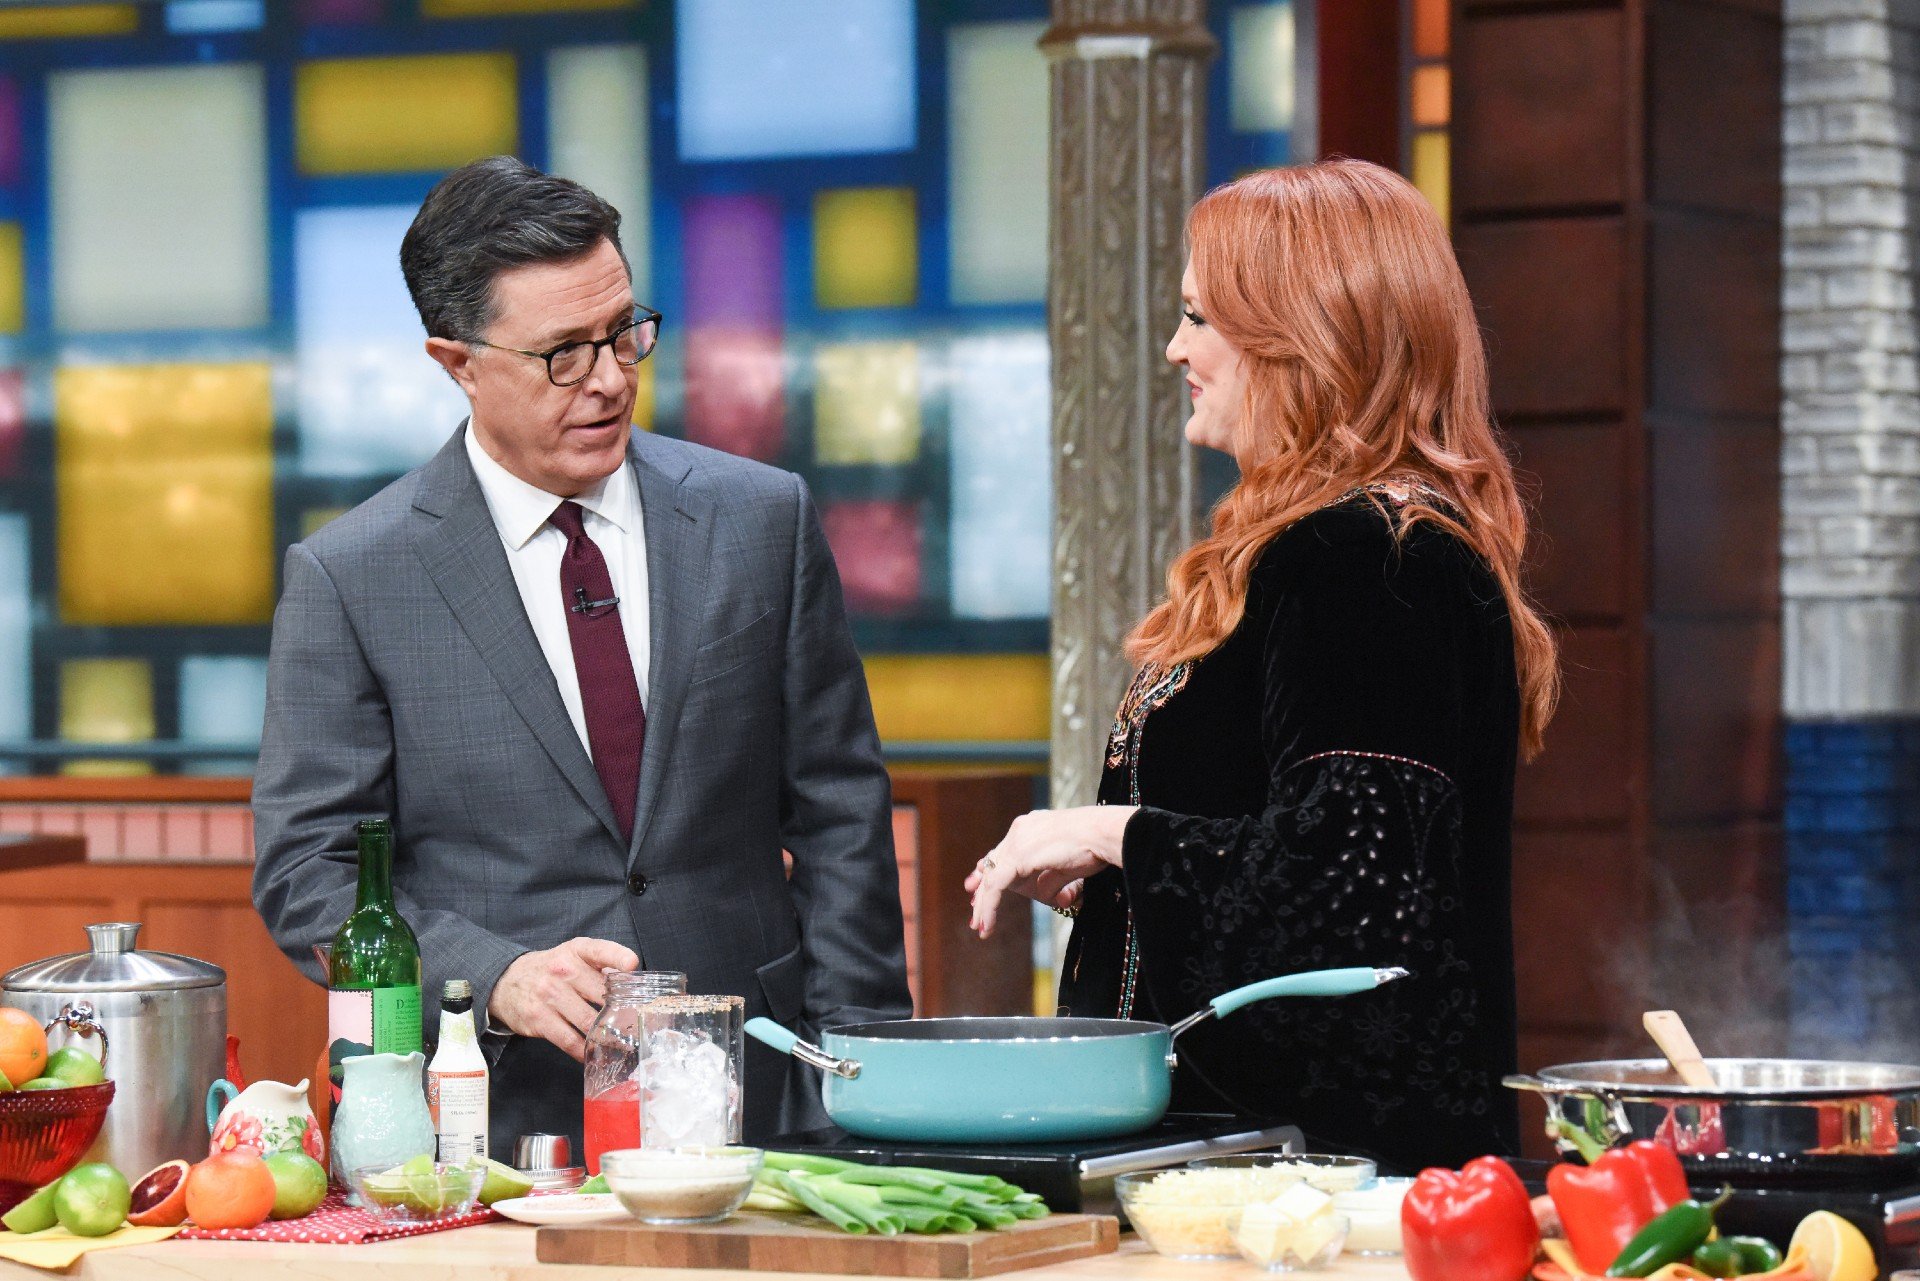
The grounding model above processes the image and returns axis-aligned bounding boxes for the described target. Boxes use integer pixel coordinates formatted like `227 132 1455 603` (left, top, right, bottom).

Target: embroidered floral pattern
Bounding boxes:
1105 662 1192 784
1132 752 1495 1136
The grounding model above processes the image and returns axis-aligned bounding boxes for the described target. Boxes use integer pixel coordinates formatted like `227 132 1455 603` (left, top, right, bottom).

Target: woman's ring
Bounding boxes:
978 856 996 871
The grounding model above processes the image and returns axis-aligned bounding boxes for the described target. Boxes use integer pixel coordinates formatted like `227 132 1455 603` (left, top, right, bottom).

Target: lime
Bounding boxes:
401 1154 445 1213
41 1048 105 1088
261 1151 328 1221
576 1173 608 1196
0 1068 13 1093
16 1077 63 1091
2 1182 60 1234
479 1159 535 1206
52 1163 130 1238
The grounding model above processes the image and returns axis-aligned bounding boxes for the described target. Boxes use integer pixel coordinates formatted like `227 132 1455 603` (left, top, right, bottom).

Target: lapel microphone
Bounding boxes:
571 586 620 616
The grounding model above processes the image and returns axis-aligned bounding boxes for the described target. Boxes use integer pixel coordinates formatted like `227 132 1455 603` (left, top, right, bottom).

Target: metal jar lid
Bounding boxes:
1 922 225 993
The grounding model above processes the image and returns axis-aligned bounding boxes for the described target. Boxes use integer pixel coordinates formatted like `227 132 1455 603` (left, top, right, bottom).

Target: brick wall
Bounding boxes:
1786 722 1920 1052
1782 0 1920 1053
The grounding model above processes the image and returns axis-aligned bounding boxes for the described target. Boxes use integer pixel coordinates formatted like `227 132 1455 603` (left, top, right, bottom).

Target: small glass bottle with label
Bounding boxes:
427 979 489 1163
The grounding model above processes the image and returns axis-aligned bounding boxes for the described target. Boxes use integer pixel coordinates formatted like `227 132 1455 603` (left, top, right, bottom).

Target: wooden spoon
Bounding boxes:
1643 1010 1717 1088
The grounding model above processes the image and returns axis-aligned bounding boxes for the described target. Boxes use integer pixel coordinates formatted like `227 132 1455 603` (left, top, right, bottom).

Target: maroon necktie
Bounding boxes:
549 500 645 843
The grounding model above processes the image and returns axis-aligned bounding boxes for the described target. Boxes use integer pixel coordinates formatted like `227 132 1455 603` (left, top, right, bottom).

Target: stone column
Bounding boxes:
1044 2 1217 808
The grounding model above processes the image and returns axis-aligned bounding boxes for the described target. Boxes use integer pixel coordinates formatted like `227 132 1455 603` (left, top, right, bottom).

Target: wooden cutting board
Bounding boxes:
535 1210 1121 1278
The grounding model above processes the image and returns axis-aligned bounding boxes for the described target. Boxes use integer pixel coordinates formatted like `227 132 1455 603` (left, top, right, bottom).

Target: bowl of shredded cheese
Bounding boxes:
1115 1167 1317 1260
1185 1152 1377 1194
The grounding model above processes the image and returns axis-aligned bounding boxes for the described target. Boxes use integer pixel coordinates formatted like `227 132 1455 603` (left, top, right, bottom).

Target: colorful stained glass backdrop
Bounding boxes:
0 1 1298 765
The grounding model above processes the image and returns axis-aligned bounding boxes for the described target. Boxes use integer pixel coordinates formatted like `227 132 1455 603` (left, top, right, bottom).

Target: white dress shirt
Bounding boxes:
464 424 652 757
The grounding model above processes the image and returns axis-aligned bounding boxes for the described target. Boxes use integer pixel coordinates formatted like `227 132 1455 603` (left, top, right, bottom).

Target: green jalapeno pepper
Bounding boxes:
1691 1236 1784 1277
1604 1188 1733 1277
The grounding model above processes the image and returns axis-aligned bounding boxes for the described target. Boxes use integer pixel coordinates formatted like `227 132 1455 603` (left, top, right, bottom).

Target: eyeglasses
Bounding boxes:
469 307 663 387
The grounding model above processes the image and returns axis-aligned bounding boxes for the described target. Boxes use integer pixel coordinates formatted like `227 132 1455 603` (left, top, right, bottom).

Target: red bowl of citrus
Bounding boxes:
0 1082 115 1216
0 1006 114 1216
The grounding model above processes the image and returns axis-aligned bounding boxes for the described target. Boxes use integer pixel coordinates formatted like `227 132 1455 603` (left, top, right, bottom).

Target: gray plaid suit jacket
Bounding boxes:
252 425 912 1155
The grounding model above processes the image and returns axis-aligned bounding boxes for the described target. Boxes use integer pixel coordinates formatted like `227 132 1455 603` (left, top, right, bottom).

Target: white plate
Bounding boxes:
491 1193 628 1225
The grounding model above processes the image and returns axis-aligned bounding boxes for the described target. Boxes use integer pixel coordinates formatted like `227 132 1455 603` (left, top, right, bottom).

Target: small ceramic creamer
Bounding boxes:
206 1077 325 1165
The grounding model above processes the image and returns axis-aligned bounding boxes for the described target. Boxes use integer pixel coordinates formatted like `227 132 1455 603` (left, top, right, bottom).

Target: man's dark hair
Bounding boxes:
400 155 627 342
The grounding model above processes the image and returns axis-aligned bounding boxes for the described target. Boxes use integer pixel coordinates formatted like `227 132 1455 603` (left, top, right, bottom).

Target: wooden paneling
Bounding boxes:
1459 0 1781 1099
1651 415 1782 617
0 864 326 1094
1316 0 1400 166
1511 830 1644 1033
1649 214 1782 418
1455 8 1627 213
1507 422 1631 622
1644 822 1788 1055
1650 619 1784 824
892 771 1037 1018
1649 0 1783 217
1515 626 1635 826
1456 217 1629 418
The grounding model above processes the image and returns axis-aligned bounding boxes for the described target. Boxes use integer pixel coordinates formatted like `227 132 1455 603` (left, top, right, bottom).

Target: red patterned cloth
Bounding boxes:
176 1190 497 1244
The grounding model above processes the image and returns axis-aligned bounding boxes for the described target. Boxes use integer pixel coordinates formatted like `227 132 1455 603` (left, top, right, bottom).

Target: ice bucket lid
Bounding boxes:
2 922 224 993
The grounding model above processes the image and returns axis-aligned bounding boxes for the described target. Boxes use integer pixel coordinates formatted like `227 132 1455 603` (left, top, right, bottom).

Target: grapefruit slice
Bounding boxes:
126 1158 191 1228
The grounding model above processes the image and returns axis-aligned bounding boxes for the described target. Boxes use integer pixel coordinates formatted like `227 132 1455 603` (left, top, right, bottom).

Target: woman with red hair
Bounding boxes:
967 159 1558 1170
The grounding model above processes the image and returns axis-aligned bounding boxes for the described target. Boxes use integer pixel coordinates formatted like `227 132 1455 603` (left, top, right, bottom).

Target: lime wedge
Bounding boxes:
478 1159 534 1206
357 1170 412 1209
401 1156 445 1214
2 1182 60 1235
0 1068 13 1094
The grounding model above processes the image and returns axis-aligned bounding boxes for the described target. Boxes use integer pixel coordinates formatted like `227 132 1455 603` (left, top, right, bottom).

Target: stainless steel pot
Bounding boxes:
1507 1058 1920 1187
1 922 225 1175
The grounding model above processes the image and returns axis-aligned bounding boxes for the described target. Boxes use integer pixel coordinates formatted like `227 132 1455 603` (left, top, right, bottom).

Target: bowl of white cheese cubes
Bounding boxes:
1229 1182 1349 1272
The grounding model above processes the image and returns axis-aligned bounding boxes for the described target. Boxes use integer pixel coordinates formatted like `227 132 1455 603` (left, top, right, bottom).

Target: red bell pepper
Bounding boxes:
1402 1156 1540 1281
1546 1140 1689 1274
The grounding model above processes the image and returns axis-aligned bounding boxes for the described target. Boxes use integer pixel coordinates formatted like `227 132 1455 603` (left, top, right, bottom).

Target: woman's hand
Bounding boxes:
966 806 1138 938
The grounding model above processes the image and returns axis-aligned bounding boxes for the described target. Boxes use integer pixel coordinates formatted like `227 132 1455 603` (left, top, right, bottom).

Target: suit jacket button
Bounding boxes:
627 873 649 897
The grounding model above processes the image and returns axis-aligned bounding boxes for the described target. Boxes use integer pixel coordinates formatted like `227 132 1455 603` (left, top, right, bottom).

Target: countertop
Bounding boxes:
0 833 85 871
0 1222 1415 1280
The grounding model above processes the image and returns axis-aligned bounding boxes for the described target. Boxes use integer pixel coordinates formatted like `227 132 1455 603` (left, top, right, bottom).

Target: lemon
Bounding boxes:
1789 1210 1876 1281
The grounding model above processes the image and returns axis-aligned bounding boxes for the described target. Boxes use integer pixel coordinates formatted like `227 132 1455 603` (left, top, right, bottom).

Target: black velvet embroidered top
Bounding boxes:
1057 495 1523 1172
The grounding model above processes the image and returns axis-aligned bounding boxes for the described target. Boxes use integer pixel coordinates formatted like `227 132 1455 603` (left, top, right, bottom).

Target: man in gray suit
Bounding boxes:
252 156 912 1154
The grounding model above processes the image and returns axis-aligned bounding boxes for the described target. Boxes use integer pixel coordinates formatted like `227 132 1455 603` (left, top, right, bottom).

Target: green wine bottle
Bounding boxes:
326 819 423 1078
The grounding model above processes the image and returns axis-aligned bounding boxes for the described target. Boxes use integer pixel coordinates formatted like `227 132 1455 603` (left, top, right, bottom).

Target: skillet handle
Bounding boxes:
744 1017 862 1081
1209 966 1409 1019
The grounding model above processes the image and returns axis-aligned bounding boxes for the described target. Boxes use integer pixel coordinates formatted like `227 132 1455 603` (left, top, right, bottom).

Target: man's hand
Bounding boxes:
487 937 638 1060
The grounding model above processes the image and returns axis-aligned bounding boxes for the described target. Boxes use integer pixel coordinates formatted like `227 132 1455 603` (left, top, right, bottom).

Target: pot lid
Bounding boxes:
1 922 224 993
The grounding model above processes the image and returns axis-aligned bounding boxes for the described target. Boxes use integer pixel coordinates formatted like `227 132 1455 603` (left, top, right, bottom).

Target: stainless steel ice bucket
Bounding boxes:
1 922 225 1176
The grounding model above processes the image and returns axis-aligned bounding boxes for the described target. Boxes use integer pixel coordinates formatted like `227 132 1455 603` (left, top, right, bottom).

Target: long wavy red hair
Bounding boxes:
1127 160 1559 758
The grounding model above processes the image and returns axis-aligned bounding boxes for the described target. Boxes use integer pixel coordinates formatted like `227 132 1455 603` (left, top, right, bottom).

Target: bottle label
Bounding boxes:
328 989 374 1065
429 1070 490 1164
374 985 423 1055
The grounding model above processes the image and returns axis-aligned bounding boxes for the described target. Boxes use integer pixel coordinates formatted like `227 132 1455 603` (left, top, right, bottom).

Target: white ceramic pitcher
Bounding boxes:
206 1077 326 1165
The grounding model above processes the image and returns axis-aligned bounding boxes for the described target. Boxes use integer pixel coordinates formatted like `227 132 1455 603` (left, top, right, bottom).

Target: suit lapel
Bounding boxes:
629 435 714 863
409 428 625 848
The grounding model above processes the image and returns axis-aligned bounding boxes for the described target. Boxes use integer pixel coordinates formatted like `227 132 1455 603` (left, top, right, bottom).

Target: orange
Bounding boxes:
127 1159 191 1228
0 1008 46 1086
185 1151 277 1231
